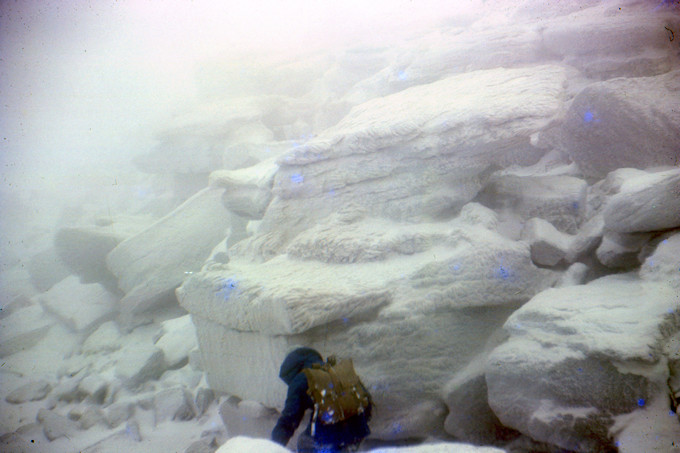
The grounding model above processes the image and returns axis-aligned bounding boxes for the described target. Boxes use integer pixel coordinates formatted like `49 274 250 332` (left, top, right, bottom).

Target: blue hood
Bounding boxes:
279 347 323 385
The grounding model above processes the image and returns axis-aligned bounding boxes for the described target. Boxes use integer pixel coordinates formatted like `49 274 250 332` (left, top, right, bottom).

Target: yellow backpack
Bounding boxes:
302 356 371 433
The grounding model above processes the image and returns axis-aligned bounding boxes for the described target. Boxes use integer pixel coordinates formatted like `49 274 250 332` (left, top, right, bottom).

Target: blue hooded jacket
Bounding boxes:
271 347 371 448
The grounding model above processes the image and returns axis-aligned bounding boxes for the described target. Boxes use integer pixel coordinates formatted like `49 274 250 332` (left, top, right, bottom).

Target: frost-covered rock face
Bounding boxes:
106 188 231 326
561 71 680 179
179 203 554 436
486 273 679 452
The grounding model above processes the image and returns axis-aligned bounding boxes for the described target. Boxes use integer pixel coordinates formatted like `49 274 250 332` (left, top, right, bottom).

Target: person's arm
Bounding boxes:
271 375 308 446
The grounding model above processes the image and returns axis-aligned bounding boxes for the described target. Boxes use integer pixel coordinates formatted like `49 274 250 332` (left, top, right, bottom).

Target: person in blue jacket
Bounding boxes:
271 347 372 452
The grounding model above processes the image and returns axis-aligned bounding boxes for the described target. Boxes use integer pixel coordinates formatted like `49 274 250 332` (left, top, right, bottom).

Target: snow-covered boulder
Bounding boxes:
5 380 52 404
82 321 122 355
0 305 53 358
106 188 230 325
209 158 278 220
154 315 199 369
541 1 678 80
35 276 118 334
521 217 573 266
640 232 680 291
180 204 554 439
242 64 566 251
26 247 71 292
54 216 152 289
595 231 652 270
37 408 79 441
486 274 679 452
561 71 680 179
478 174 587 235
442 358 518 445
603 168 680 233
154 387 197 424
114 343 165 389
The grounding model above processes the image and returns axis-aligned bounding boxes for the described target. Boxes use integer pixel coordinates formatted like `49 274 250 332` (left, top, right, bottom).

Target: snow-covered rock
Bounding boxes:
105 401 135 428
5 380 52 404
555 262 589 288
218 397 279 439
479 174 586 235
209 158 278 220
180 205 553 415
154 315 199 369
561 71 680 178
154 387 197 424
54 218 149 289
248 64 567 249
114 343 165 389
194 388 215 417
443 359 518 445
106 188 230 325
26 247 71 292
82 321 122 355
0 305 53 358
595 231 651 270
565 214 603 263
78 374 109 404
640 232 680 291
37 408 79 441
603 168 680 233
521 217 573 266
35 276 118 334
486 274 679 452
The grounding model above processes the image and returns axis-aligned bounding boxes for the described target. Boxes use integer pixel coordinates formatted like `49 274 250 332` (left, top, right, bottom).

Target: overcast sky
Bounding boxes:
1 0 488 205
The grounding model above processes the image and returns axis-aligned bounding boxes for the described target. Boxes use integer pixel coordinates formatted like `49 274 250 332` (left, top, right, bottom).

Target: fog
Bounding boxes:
1 1 679 452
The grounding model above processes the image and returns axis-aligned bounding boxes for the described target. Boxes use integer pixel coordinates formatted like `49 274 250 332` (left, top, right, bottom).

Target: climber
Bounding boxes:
271 347 372 453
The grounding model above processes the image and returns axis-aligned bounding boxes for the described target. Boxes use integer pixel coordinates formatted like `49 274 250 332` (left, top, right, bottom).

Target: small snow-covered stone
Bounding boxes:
154 314 198 368
565 214 604 262
50 375 84 403
596 231 651 269
0 432 34 453
521 218 573 267
185 437 219 453
81 407 105 430
154 387 197 424
105 401 135 428
195 388 215 417
161 366 203 389
209 158 278 219
555 262 589 288
640 233 680 291
480 174 586 234
82 321 122 355
78 374 109 404
36 276 118 334
115 344 166 388
5 380 52 404
218 397 279 439
0 305 52 358
36 408 79 441
603 168 680 233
